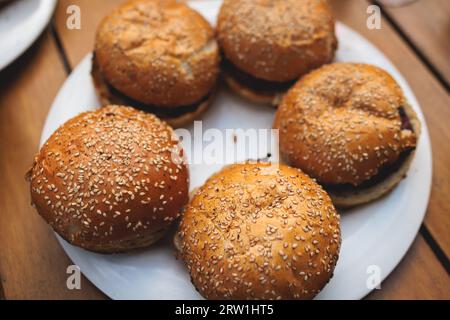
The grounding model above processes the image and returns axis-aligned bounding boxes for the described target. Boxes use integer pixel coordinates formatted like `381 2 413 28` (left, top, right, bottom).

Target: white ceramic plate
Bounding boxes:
0 0 57 71
41 0 432 300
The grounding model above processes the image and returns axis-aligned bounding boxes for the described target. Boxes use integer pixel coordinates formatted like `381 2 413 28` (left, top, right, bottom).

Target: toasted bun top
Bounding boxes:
217 0 337 82
179 163 341 300
274 63 418 186
29 106 189 250
94 0 220 107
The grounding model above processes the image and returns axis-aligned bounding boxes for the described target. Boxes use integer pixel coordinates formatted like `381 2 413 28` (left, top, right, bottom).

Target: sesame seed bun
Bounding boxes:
177 163 341 300
327 101 420 207
94 0 220 109
217 0 337 102
91 57 215 128
28 106 189 253
274 63 420 207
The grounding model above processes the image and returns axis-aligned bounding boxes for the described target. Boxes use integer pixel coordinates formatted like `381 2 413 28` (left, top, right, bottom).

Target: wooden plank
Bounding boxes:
378 0 450 86
367 235 450 299
53 0 124 68
329 0 450 260
0 30 105 300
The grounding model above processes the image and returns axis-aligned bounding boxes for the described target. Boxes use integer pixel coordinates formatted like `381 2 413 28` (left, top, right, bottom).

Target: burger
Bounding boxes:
28 105 189 253
274 63 420 207
217 0 337 105
176 162 341 300
92 0 220 128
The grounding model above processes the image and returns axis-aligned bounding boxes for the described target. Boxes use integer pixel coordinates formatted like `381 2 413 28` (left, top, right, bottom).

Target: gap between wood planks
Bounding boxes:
372 0 450 93
421 225 450 275
47 9 450 277
50 22 72 74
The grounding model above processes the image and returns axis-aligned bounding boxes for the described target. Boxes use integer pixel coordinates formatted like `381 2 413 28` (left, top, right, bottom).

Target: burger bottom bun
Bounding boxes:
326 102 421 208
223 70 284 106
92 59 214 128
173 231 182 253
63 226 169 254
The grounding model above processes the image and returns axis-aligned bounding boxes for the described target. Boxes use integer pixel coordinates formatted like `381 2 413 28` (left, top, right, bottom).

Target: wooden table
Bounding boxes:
0 0 448 300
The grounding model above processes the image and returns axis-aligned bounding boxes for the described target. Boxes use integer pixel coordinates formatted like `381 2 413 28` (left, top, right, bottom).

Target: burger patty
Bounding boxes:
105 81 210 119
222 57 297 94
324 149 413 192
324 106 415 192
92 55 210 119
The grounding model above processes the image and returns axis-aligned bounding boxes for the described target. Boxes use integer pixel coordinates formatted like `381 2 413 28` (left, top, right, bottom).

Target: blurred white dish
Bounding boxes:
0 0 56 70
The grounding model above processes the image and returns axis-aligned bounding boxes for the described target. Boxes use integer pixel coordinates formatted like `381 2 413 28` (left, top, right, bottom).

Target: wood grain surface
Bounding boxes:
53 0 124 69
377 0 450 86
367 235 449 300
0 0 448 300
